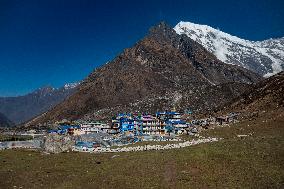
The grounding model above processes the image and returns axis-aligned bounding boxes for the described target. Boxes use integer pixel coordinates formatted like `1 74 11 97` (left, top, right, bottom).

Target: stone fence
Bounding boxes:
73 137 220 153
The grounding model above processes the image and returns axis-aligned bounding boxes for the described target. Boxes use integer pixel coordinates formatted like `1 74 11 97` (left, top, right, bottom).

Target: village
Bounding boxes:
0 110 239 153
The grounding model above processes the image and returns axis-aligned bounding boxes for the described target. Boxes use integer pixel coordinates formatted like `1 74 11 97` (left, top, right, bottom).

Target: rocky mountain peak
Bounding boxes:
147 22 181 44
149 21 173 34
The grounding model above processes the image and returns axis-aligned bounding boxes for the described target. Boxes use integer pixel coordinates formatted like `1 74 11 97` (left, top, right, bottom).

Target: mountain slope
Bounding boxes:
223 71 284 114
26 22 261 127
0 112 14 127
174 21 284 77
0 83 79 124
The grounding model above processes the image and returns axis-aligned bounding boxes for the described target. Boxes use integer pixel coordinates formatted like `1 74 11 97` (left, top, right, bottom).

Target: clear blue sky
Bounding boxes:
0 0 283 97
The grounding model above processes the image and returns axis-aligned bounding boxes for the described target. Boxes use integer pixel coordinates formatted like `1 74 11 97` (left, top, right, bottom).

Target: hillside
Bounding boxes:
26 22 261 127
174 21 284 76
221 71 284 116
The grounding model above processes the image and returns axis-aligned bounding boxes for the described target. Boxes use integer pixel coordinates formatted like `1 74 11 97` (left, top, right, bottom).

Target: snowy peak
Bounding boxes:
32 82 80 96
174 21 284 77
33 86 55 96
63 82 80 90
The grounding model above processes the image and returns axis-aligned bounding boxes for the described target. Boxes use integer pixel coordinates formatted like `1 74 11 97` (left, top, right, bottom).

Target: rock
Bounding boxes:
191 127 198 133
43 134 75 153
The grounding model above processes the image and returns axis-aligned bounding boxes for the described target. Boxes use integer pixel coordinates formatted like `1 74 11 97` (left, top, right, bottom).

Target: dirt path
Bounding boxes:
163 160 177 188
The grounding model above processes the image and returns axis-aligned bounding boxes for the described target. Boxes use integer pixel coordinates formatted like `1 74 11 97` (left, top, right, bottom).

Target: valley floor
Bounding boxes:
0 114 283 189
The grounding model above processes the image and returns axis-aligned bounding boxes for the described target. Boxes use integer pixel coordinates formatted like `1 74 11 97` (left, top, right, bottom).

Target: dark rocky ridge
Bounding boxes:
26 22 261 127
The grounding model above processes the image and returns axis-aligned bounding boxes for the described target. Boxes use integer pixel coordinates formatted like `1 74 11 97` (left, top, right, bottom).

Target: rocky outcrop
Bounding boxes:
43 134 75 153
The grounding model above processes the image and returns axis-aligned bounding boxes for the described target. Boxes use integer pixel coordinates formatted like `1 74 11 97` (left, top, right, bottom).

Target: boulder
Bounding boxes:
44 134 75 153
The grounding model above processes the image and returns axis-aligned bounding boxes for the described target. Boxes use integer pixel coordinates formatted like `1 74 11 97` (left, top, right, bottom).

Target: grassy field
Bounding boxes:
0 115 283 189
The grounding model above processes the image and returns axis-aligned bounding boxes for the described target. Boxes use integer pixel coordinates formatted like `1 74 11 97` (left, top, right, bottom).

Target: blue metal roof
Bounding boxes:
156 111 180 115
166 120 186 124
57 130 66 134
48 130 57 133
59 125 80 130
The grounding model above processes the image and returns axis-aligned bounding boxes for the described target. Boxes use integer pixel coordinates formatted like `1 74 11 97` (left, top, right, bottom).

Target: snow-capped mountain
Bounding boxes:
174 21 284 77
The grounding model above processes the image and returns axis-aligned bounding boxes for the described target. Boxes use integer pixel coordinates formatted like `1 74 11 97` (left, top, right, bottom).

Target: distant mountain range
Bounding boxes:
174 21 284 77
0 83 79 125
26 22 261 127
0 112 14 127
